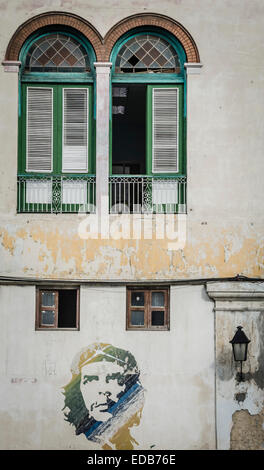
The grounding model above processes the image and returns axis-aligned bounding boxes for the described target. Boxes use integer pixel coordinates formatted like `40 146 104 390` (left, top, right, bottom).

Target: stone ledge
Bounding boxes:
206 281 264 311
1 60 21 72
184 62 203 74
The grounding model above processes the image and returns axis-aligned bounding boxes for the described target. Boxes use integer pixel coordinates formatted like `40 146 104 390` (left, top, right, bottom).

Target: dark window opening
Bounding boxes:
128 55 140 66
36 288 79 329
58 289 77 328
112 84 146 176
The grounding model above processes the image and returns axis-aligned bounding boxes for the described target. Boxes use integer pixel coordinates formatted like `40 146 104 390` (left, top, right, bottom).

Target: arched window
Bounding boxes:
110 30 186 213
24 33 91 73
115 34 181 74
18 30 96 213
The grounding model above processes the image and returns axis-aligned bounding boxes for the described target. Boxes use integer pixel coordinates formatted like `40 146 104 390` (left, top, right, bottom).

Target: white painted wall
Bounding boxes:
0 284 215 449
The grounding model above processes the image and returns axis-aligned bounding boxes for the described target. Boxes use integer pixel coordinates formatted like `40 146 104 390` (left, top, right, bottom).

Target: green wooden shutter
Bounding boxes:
147 85 183 175
26 87 53 172
62 88 89 172
152 87 179 173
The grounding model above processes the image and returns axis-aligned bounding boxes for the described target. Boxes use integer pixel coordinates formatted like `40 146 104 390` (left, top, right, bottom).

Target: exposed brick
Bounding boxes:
103 14 200 63
5 12 103 61
4 11 200 65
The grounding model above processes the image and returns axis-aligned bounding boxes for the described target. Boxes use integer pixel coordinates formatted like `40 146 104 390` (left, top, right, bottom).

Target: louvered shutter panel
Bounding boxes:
63 88 88 172
152 88 179 173
26 87 53 172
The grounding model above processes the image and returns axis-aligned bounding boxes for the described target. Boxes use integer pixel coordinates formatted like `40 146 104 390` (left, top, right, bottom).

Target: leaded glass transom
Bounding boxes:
25 34 91 73
115 34 181 73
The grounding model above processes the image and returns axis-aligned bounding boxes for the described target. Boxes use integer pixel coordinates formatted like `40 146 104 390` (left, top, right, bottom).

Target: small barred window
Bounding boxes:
25 33 91 73
115 34 180 74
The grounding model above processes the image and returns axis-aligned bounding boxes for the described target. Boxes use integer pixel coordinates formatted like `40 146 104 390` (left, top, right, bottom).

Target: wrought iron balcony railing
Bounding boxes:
17 174 186 214
17 175 96 213
109 175 186 214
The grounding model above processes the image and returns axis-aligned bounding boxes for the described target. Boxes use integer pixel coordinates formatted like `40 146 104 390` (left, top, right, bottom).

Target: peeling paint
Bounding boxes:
0 229 15 255
230 408 264 450
0 221 263 280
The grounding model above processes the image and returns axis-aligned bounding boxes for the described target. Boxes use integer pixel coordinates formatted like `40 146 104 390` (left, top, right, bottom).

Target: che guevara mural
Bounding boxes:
62 343 145 450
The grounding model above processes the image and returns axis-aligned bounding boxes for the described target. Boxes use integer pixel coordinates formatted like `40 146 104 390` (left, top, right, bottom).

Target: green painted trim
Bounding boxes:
110 29 187 178
110 83 186 178
111 74 184 84
19 83 94 176
88 86 95 174
21 73 94 83
18 174 96 177
110 174 186 179
146 84 185 176
109 84 112 175
17 173 96 213
56 85 62 174
18 83 25 173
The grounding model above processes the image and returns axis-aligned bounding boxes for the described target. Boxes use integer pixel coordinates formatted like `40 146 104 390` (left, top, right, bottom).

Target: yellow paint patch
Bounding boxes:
0 229 15 255
16 228 27 239
0 221 263 279
108 409 142 450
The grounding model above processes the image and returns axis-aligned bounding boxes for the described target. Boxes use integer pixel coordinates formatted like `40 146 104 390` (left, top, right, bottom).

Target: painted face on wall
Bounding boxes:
63 343 145 450
80 361 126 422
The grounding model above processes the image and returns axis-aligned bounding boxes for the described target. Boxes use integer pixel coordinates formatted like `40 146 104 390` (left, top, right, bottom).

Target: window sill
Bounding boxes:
35 327 80 331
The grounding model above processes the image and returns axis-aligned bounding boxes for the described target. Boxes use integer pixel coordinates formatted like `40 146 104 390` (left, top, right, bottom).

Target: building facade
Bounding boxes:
0 0 264 450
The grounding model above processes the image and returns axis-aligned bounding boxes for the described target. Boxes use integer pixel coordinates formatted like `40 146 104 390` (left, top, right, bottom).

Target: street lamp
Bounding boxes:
230 326 251 382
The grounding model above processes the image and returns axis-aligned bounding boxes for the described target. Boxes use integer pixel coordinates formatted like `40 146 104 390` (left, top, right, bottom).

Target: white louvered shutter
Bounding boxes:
152 88 179 173
26 87 53 172
63 88 88 172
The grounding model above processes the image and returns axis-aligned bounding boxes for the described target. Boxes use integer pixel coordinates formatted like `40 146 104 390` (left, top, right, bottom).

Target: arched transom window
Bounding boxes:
115 34 180 73
25 33 91 73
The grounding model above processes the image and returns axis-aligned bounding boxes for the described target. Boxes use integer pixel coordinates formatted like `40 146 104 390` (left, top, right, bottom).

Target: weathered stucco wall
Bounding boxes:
0 284 215 450
0 215 263 280
207 281 264 450
0 0 264 452
0 0 264 281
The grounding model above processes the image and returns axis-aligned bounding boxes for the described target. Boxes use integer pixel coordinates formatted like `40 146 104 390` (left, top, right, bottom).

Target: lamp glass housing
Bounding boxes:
232 342 248 362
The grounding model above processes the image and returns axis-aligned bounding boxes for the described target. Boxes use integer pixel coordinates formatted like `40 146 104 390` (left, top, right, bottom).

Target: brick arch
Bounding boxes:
104 13 200 63
4 11 104 61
